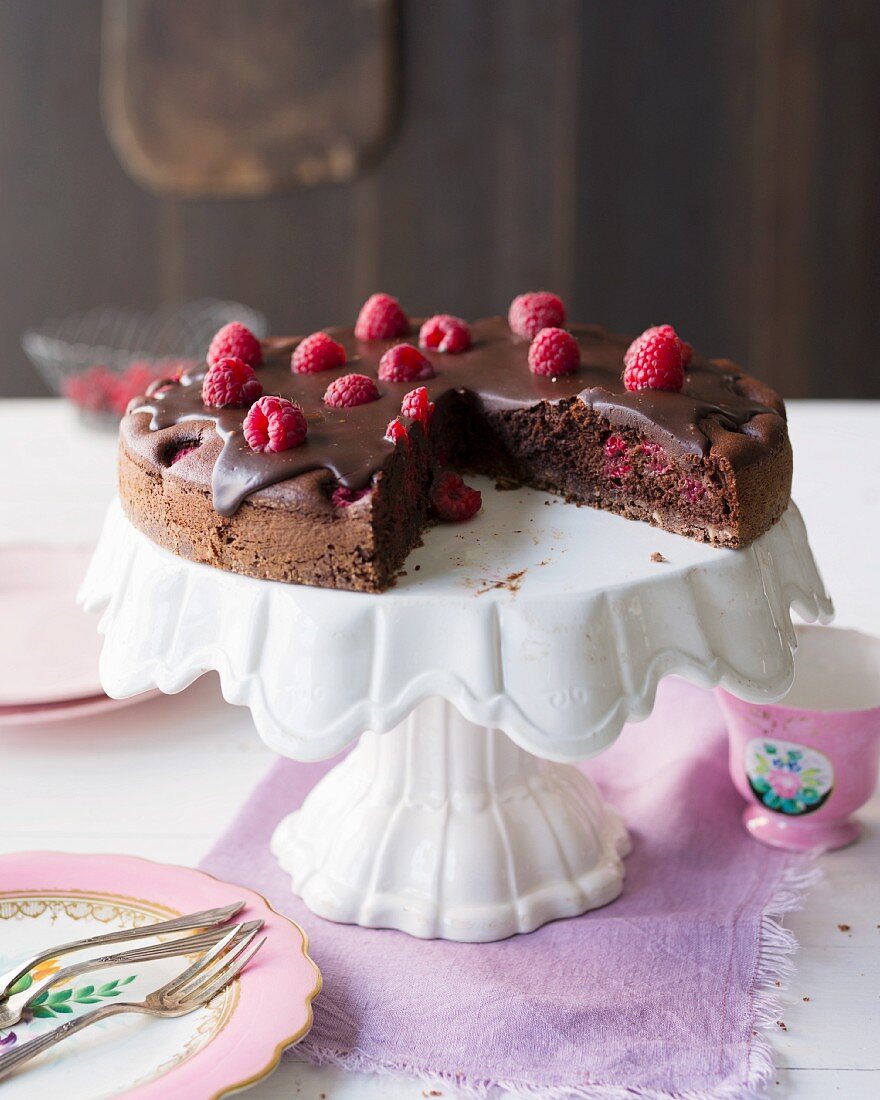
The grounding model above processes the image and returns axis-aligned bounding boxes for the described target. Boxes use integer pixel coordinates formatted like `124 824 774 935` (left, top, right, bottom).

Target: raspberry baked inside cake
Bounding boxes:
118 294 792 593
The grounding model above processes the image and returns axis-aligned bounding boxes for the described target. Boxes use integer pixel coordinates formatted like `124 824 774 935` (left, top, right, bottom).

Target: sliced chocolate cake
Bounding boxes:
118 293 792 592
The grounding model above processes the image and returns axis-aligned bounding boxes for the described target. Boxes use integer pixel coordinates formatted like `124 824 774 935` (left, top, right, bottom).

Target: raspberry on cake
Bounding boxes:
419 315 471 354
292 332 346 374
207 322 263 370
355 293 409 341
243 396 308 453
625 324 692 369
528 327 580 377
119 301 793 592
323 373 380 408
400 387 435 432
201 357 263 408
623 326 684 393
508 292 566 339
385 417 409 446
378 344 435 383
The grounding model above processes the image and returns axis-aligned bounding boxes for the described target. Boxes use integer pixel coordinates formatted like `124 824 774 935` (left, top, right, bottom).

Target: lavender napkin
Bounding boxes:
202 679 816 1100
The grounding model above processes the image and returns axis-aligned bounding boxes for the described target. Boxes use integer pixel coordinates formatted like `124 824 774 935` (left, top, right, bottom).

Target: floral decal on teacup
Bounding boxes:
744 737 834 815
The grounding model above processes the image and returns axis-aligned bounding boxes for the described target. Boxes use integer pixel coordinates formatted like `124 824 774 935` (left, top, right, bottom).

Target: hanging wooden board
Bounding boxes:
100 0 399 197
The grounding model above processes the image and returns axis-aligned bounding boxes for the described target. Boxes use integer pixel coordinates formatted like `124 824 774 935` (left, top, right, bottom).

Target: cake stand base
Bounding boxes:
271 698 630 942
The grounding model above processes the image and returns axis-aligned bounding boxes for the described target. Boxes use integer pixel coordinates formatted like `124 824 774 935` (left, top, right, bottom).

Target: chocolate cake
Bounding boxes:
118 300 792 593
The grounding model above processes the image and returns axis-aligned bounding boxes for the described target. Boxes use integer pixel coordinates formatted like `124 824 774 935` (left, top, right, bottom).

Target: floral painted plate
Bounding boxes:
0 852 321 1099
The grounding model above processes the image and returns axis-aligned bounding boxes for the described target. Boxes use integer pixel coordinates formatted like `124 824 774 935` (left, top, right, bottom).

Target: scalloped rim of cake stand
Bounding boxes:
79 490 832 763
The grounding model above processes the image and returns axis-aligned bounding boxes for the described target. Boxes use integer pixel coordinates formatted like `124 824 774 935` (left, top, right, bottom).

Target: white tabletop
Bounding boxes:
1 400 878 1100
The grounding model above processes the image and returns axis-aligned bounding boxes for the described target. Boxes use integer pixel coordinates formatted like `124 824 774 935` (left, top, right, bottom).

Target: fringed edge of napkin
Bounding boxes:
294 856 822 1100
745 858 824 1100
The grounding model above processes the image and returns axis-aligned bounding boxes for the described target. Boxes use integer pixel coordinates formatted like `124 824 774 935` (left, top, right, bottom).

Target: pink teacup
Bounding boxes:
717 625 880 851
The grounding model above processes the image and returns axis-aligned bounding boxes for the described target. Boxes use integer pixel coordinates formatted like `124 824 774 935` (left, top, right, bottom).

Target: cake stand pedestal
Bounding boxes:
81 484 832 942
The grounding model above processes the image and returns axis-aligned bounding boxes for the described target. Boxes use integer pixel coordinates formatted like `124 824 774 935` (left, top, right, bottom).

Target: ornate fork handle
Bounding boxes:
0 901 243 1002
0 921 258 1031
0 1001 142 1080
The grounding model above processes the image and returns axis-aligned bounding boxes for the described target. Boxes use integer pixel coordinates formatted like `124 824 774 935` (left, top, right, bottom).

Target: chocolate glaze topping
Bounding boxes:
131 318 782 516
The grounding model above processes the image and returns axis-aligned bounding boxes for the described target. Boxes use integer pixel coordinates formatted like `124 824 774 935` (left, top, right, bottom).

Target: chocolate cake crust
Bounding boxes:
118 319 793 592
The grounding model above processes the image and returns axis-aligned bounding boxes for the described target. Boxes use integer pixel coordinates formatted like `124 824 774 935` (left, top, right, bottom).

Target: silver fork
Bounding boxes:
0 900 245 1004
0 918 263 1030
0 922 265 1082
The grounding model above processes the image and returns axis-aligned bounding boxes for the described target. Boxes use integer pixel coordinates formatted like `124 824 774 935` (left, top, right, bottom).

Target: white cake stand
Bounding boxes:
81 485 832 942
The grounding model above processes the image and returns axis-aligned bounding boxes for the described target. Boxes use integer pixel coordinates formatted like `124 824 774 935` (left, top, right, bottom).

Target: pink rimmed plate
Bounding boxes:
0 852 321 1099
0 690 162 729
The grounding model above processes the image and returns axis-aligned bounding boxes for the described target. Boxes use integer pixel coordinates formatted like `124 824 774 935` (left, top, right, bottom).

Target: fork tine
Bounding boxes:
174 925 262 1002
183 936 266 1006
160 923 243 997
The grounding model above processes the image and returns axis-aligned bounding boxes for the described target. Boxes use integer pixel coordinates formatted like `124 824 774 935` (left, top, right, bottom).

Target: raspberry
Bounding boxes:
323 373 380 408
624 325 689 386
332 486 371 508
400 386 435 433
207 322 262 370
385 418 410 446
622 328 684 393
170 444 199 465
508 291 566 339
604 434 627 459
202 357 263 408
292 332 346 374
378 343 435 383
430 471 482 522
681 476 706 504
604 458 632 481
528 327 580 377
354 293 410 341
243 396 308 453
639 441 671 475
419 314 471 354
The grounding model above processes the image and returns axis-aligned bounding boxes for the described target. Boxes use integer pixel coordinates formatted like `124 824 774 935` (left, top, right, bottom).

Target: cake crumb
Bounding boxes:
476 569 526 596
414 564 421 571
494 476 521 491
803 996 811 1002
650 551 668 563
776 1020 787 1031
838 923 851 932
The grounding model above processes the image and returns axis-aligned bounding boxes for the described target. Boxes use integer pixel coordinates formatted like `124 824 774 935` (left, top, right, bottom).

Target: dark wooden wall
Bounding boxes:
1 0 878 399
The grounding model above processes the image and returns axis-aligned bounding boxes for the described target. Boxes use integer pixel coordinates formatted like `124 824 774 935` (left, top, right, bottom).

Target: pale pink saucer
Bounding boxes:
1 546 106 705
0 690 162 729
0 852 321 1099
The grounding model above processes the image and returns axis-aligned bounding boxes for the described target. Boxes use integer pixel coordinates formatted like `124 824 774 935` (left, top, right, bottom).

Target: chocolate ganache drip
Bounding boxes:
131 318 780 517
